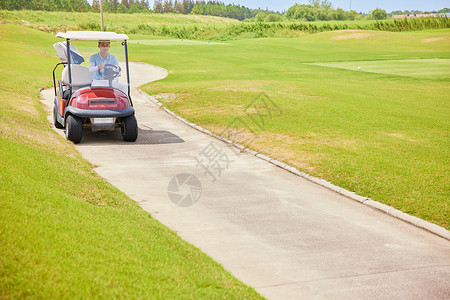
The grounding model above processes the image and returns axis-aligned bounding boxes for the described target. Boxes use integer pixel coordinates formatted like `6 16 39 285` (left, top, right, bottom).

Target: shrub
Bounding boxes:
255 12 266 22
371 8 388 20
265 14 280 22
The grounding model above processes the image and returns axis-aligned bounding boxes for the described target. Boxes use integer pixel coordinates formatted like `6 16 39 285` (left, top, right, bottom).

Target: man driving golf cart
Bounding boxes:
89 40 120 81
52 31 137 144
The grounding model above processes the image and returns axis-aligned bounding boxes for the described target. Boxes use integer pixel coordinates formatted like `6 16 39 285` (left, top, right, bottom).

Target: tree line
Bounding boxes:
0 0 92 11
0 0 271 17
0 0 448 20
285 1 369 21
151 0 264 20
93 0 150 13
189 2 253 21
0 0 151 12
390 8 450 15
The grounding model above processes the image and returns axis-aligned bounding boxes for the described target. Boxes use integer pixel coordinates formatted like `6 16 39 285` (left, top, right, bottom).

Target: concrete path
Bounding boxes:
41 62 450 299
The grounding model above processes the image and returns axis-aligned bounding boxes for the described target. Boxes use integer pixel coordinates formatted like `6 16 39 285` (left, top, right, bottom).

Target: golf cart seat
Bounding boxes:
61 64 92 92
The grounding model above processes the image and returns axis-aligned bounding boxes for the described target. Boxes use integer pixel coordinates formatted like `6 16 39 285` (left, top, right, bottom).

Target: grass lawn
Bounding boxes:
134 29 449 229
0 24 262 299
0 10 238 26
309 58 450 79
4 10 447 41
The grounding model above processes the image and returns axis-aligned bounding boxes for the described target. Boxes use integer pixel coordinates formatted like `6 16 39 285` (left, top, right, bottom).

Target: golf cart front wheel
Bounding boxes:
53 106 64 129
65 114 82 144
121 115 138 142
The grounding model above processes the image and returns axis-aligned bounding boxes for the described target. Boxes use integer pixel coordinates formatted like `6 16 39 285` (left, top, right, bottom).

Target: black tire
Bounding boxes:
53 105 64 129
121 115 138 142
65 115 82 144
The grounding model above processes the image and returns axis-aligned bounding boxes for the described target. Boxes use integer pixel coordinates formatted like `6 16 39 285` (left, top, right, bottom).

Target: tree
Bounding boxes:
163 0 173 13
153 0 163 12
285 4 316 21
180 0 188 13
255 11 266 22
347 10 359 20
332 8 346 20
186 0 195 13
128 1 141 13
140 0 150 12
190 2 252 20
309 0 331 9
117 3 128 12
0 0 92 11
103 0 116 12
92 0 100 12
173 0 182 13
312 7 330 20
286 3 359 21
265 13 280 22
111 0 119 9
371 8 387 20
120 0 129 9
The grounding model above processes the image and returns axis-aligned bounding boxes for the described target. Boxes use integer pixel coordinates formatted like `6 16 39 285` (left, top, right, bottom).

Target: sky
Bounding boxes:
91 1 449 14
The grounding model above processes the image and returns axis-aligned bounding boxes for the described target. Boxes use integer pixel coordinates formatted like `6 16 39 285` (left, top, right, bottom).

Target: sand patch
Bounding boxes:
331 31 371 40
421 37 445 43
0 68 19 76
154 93 177 103
385 132 419 143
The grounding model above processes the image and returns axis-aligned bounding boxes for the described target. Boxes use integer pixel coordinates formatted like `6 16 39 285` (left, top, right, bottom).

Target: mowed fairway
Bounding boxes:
136 29 450 229
310 58 450 78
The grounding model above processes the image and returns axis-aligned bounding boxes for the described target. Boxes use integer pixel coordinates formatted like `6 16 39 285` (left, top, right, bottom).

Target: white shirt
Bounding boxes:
89 52 119 80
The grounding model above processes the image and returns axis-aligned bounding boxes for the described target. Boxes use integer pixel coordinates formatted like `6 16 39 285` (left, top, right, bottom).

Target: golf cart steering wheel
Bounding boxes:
98 64 121 86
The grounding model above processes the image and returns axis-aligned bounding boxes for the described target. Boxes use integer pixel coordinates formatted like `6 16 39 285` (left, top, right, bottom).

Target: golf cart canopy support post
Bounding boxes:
124 40 131 98
67 39 72 95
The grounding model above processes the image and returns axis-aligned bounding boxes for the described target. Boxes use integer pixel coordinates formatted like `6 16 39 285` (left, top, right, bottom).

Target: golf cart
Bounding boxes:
52 31 137 143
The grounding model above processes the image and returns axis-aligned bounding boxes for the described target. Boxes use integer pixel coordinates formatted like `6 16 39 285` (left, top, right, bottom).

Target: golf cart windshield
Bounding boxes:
54 31 130 96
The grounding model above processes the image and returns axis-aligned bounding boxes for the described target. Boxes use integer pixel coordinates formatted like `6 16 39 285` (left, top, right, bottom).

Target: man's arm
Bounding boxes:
89 62 104 73
89 54 104 73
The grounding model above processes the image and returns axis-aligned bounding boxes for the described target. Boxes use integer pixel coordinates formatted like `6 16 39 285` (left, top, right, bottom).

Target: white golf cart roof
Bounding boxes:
55 31 129 41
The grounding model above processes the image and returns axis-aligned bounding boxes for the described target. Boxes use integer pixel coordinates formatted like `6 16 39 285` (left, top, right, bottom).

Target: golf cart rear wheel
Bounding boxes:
53 106 64 129
65 115 82 144
121 115 138 142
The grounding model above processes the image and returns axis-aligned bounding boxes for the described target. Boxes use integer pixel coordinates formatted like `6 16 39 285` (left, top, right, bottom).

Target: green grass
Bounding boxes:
132 29 449 229
0 10 238 35
309 58 450 79
0 24 262 299
0 10 237 26
129 39 229 45
2 10 448 41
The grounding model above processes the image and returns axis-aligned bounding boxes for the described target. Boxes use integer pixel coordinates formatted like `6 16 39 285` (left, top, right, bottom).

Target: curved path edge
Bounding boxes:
141 88 449 241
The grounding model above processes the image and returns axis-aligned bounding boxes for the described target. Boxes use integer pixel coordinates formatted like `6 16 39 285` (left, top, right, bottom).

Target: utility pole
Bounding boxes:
100 0 104 31
350 0 351 11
